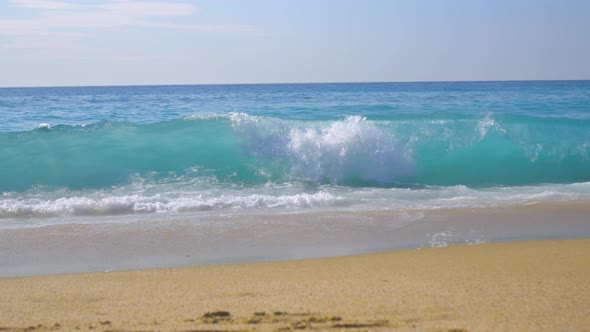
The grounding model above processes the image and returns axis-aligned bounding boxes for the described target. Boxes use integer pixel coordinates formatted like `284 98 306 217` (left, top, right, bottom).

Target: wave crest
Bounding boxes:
232 114 414 185
2 113 590 191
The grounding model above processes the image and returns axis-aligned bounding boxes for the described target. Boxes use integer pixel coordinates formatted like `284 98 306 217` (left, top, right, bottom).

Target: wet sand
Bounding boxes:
0 239 589 331
3 200 590 278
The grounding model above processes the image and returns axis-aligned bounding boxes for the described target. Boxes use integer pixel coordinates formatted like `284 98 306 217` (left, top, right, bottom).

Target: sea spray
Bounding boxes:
231 114 415 185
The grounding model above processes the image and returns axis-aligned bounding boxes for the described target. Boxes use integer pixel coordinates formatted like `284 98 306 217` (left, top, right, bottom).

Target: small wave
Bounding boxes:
34 123 52 131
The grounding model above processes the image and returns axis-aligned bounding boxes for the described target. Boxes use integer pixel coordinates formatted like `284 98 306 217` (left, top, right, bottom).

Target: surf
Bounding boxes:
1 113 590 192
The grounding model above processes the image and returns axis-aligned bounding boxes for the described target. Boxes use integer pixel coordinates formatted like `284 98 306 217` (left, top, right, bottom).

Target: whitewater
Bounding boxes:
1 81 589 276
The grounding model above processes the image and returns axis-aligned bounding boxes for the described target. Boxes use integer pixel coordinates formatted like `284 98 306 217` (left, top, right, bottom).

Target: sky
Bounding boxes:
0 0 589 87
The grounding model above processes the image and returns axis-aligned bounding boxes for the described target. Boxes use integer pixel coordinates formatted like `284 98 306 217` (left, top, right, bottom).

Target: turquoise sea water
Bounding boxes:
2 81 590 276
1 81 590 224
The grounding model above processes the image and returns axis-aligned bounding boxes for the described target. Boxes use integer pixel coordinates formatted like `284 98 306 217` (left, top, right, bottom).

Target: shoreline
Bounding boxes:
1 239 589 331
3 200 590 278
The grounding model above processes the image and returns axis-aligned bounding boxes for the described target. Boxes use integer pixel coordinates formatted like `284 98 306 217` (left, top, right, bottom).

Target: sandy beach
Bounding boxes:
0 239 588 331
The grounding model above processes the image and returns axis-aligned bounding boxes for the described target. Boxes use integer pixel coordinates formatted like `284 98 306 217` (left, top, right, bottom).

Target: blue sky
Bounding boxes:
0 0 589 87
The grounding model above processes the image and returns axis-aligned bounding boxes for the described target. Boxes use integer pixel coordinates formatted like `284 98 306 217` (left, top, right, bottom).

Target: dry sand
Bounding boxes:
1 239 589 331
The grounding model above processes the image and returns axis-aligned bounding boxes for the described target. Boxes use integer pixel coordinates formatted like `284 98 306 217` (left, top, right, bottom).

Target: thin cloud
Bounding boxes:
10 0 81 10
0 0 256 59
0 1 254 36
10 0 195 14
98 0 198 17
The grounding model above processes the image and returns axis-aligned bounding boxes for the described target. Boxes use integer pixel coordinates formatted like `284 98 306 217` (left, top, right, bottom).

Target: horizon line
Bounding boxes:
1 78 589 89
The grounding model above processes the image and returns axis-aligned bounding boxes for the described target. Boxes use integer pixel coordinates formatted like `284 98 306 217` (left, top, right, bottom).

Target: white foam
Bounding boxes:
428 230 455 248
2 181 590 228
35 123 51 130
231 114 415 185
0 190 341 220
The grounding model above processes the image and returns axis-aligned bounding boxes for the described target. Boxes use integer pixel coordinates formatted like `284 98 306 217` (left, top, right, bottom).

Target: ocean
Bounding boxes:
1 81 590 276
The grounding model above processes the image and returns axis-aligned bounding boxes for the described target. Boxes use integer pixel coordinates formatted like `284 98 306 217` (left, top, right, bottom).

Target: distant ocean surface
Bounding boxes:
1 81 590 227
